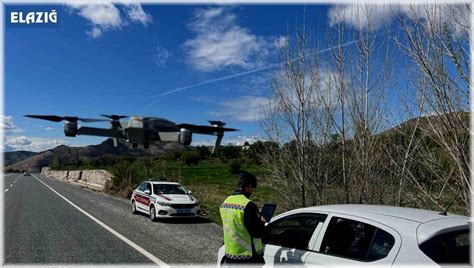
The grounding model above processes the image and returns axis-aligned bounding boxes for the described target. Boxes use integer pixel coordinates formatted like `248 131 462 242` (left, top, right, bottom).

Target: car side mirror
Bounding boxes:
144 189 151 195
188 190 193 195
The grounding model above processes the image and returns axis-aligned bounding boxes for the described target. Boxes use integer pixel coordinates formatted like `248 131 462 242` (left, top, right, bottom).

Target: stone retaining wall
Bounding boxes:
41 167 111 191
68 170 82 181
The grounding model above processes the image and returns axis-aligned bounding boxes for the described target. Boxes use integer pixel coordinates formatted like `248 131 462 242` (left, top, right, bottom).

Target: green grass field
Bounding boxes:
156 159 283 224
142 159 468 223
102 156 467 224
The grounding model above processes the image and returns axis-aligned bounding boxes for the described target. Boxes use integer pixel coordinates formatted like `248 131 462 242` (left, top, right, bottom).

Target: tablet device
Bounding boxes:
260 203 277 222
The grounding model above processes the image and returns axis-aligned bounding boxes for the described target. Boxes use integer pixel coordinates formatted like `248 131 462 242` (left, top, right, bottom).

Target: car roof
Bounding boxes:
147 181 180 185
417 217 470 244
297 204 467 224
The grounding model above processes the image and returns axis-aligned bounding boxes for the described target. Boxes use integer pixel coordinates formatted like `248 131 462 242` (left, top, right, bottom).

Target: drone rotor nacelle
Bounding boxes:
64 121 78 137
110 120 122 130
100 114 128 130
209 120 226 128
179 128 192 145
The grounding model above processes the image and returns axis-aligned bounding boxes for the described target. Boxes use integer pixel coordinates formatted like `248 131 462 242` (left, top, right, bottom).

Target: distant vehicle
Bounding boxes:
217 205 470 266
23 172 30 176
131 181 201 221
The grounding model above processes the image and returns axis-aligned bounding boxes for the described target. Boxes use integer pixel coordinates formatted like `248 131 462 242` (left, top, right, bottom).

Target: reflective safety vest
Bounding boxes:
220 194 263 260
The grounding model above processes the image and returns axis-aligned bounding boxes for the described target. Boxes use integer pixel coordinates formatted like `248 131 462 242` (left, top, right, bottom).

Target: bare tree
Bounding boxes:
258 3 469 213
320 4 394 204
315 6 352 204
395 4 470 212
259 24 337 209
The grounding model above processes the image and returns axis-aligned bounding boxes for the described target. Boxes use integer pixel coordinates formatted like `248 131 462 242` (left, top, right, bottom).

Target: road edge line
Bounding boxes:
31 174 169 267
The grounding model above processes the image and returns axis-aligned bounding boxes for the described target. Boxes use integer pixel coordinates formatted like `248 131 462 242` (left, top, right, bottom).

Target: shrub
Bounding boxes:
49 155 62 170
181 151 200 166
196 145 211 160
229 159 243 174
218 145 242 161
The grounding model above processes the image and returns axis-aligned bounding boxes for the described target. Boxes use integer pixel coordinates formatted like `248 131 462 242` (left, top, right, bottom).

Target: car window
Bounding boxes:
320 217 394 262
419 229 470 264
263 213 327 250
138 182 147 192
146 183 152 194
153 184 187 194
368 228 395 261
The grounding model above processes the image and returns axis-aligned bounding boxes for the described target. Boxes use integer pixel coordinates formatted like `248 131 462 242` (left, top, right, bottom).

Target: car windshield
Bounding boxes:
419 229 470 264
153 184 187 195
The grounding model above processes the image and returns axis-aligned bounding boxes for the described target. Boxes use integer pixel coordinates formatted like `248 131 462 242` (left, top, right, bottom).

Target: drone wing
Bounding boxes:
174 124 239 134
175 123 239 154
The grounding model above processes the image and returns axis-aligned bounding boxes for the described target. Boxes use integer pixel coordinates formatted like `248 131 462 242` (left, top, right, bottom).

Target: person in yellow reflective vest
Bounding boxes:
220 172 266 265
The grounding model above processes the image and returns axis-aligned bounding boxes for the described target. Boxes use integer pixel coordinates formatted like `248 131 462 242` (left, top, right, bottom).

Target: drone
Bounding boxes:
24 114 239 154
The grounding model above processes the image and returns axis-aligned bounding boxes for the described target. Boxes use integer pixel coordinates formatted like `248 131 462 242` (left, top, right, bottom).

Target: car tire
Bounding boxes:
150 205 157 222
220 256 226 267
131 200 137 214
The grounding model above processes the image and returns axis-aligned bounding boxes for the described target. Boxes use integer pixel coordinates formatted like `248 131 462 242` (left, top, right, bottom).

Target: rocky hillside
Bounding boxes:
4 138 191 172
4 151 37 166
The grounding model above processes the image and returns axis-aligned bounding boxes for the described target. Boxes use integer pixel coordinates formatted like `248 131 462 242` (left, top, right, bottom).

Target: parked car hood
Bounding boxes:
154 193 196 203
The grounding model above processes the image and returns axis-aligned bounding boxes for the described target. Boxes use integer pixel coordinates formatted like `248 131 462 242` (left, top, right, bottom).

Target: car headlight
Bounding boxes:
189 196 200 205
156 201 172 206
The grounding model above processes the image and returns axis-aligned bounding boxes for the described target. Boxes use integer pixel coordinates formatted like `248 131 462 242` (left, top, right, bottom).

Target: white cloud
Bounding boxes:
71 3 122 38
154 43 171 66
226 135 262 146
270 68 340 109
241 74 272 95
68 2 152 38
401 4 470 37
45 126 55 131
184 7 277 72
3 135 86 152
88 27 104 38
124 3 152 26
1 116 24 134
212 96 274 122
191 140 215 147
210 69 341 122
328 4 397 31
274 36 288 49
328 3 470 36
193 135 263 147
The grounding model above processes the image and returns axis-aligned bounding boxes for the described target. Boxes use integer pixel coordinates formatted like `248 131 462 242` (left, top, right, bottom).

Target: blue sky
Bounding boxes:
4 3 335 151
3 3 468 152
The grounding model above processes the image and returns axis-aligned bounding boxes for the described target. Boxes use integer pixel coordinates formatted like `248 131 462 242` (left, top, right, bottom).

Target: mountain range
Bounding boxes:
4 112 469 173
4 138 190 172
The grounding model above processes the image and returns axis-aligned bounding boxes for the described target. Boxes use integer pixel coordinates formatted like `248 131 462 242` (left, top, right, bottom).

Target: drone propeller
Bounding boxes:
100 114 129 120
25 115 107 123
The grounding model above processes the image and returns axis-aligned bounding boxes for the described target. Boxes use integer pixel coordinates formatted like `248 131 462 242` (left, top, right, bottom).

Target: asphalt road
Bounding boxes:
3 173 223 265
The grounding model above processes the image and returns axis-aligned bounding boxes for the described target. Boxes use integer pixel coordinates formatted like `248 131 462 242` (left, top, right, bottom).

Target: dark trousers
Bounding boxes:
222 255 265 266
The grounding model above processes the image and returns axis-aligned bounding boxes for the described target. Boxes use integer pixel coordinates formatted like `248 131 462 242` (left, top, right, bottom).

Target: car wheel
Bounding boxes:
150 205 157 222
220 256 226 267
131 201 137 214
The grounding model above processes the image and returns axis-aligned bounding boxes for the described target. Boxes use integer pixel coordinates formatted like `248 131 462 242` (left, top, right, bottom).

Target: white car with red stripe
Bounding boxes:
131 181 201 221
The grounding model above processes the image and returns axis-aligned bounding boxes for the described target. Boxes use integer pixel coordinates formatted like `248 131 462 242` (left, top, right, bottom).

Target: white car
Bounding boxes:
217 204 470 266
131 181 201 221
